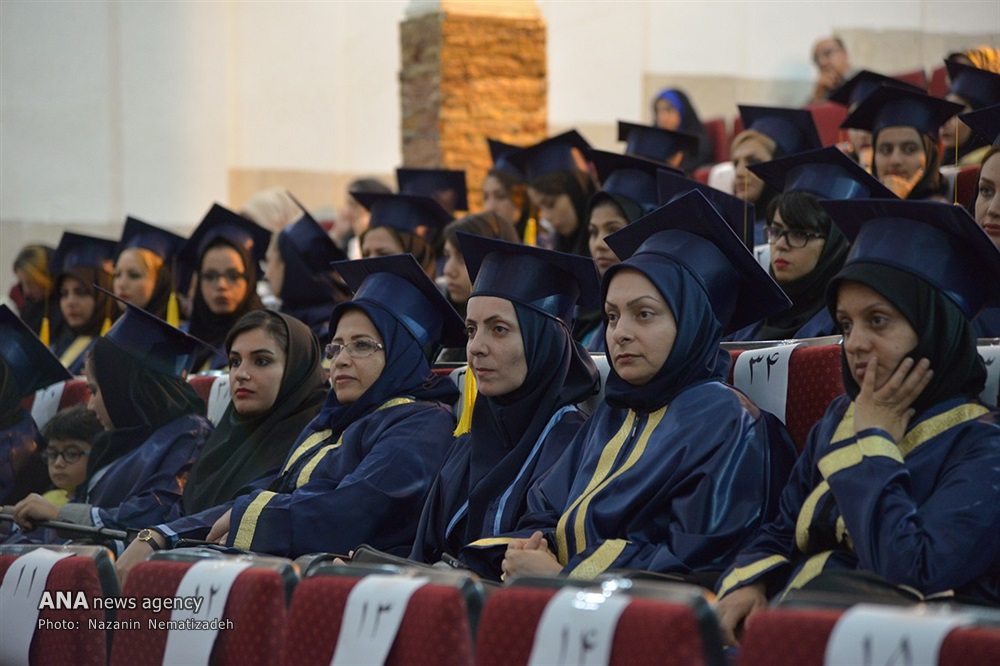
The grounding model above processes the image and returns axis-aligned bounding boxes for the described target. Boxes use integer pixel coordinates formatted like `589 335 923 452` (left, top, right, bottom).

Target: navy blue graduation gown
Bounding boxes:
725 308 837 342
0 411 45 505
716 395 1000 605
974 307 1000 338
468 381 796 579
227 398 455 558
412 407 589 578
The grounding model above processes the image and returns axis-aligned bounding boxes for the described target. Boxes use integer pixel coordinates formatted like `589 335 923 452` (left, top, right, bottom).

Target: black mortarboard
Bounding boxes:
352 192 453 239
945 61 1000 111
177 203 272 292
840 86 964 139
590 150 665 220
821 199 1000 319
52 232 116 278
278 211 348 302
0 305 72 399
96 286 214 376
458 232 601 324
748 146 897 200
617 120 699 164
396 167 469 213
330 254 466 350
504 130 592 181
604 190 791 333
656 169 756 248
487 138 525 179
959 104 1000 147
828 70 927 108
738 105 822 156
114 216 186 262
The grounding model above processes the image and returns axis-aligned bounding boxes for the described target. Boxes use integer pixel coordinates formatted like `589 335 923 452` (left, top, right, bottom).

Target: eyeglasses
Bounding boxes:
42 448 89 464
324 338 385 361
764 226 826 249
200 270 247 284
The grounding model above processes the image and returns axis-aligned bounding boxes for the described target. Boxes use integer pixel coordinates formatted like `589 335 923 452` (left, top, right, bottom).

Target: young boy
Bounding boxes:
40 405 103 506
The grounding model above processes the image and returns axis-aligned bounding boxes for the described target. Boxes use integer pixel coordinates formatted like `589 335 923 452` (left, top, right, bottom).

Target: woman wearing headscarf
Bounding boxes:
497 192 797 583
961 105 1000 336
354 192 453 278
716 200 1000 647
412 237 600 579
939 62 1000 167
652 88 714 173
112 216 185 323
11 295 213 536
205 254 463 558
728 146 896 341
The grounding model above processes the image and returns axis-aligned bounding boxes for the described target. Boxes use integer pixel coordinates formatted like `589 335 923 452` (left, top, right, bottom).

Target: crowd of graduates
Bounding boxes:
1 40 999 649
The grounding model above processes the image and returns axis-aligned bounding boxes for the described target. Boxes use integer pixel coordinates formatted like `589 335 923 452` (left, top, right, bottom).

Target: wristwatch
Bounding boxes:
135 528 162 551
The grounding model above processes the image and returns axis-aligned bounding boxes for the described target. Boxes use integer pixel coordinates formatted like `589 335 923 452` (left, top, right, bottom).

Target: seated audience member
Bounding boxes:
11 293 213 537
497 192 797 583
618 120 699 172
716 199 1000 646
338 178 393 259
48 232 117 375
729 146 896 341
204 254 463 558
484 139 534 244
114 310 327 583
0 305 72 506
440 212 521 323
112 216 185 324
412 236 600 579
10 243 63 345
40 405 103 507
651 88 715 173
939 62 1000 167
177 203 271 371
810 36 853 103
397 167 468 218
355 192 452 278
842 87 962 201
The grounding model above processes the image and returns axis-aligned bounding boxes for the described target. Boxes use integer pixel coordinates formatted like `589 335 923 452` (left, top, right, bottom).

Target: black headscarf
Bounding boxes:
826 263 987 415
0 359 22 427
182 312 328 514
463 303 599 540
54 267 114 339
187 239 264 369
85 337 206 477
602 259 730 413
532 171 597 258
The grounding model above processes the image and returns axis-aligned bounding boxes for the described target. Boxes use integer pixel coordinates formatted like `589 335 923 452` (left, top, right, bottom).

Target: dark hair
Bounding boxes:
348 178 392 196
442 212 520 250
485 168 532 229
358 226 437 275
41 404 104 445
13 244 53 290
528 170 598 255
765 191 832 234
225 309 289 356
872 130 946 200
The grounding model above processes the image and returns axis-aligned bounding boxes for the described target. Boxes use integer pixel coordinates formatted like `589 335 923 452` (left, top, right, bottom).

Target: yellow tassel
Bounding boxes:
166 291 180 327
39 316 50 346
453 368 477 436
100 316 112 336
523 218 537 247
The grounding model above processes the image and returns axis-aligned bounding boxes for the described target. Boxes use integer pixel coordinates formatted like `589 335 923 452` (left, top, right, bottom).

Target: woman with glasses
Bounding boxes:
728 147 896 342
178 204 271 371
411 236 600 579
204 254 463 558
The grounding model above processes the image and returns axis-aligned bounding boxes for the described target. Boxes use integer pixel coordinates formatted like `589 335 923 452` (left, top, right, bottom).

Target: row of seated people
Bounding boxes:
2 542 998 666
2 193 999 656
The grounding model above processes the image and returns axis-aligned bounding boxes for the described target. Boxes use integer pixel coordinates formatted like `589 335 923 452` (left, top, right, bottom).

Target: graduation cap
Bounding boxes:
748 146 897 200
487 138 525 179
959 104 1000 147
329 254 466 353
277 211 348 303
352 192 453 239
656 169 756 248
828 70 927 109
504 130 592 181
738 105 822 156
457 232 601 324
945 60 1000 111
604 190 791 334
114 216 186 262
396 167 469 213
820 199 1000 319
0 305 72 400
617 120 699 164
177 203 272 292
52 232 116 278
588 150 665 222
840 86 964 139
95 286 214 376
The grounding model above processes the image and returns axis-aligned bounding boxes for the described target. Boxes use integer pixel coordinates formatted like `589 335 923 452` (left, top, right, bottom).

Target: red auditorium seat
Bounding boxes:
804 102 849 147
955 165 980 208
109 558 288 666
280 573 475 666
929 65 949 98
892 68 929 90
703 116 730 163
475 580 725 666
739 607 1000 666
0 547 110 666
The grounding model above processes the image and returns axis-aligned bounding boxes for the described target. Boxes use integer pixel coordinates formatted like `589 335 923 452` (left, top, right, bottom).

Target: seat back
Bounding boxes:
280 572 475 666
804 102 849 147
703 116 730 163
955 164 980 208
929 65 949 98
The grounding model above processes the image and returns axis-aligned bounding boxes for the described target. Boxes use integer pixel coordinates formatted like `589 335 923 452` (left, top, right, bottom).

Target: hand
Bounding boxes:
11 494 59 531
853 356 933 443
880 170 924 199
206 509 232 545
716 582 768 647
116 532 165 588
501 532 561 579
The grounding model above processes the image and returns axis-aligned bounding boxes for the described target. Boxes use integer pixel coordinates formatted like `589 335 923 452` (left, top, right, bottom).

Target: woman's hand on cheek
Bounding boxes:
853 356 933 442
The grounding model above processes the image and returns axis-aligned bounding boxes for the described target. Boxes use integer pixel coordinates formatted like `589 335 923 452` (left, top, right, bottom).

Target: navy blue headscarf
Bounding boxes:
464 303 599 538
601 259 730 413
